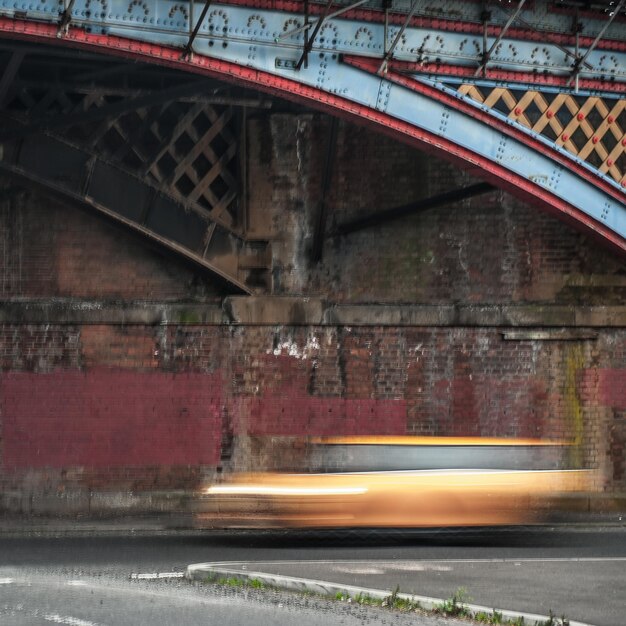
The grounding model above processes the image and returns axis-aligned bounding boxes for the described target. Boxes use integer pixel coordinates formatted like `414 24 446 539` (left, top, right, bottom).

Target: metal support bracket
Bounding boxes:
334 182 495 235
475 0 527 77
57 0 77 38
296 0 334 71
182 0 213 60
567 0 626 88
312 117 338 262
277 0 369 42
378 0 421 75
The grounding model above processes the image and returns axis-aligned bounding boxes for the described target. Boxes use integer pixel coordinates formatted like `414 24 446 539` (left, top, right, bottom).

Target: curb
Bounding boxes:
1 520 625 538
0 514 195 537
186 562 594 626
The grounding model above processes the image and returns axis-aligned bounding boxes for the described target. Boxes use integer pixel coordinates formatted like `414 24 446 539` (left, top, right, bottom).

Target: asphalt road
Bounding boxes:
0 526 624 625
0 572 470 626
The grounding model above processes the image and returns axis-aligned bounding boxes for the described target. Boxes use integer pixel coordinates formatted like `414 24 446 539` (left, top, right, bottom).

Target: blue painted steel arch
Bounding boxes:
0 0 625 252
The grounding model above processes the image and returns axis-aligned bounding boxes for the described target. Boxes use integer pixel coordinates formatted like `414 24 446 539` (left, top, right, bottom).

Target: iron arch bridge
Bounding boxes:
0 0 625 291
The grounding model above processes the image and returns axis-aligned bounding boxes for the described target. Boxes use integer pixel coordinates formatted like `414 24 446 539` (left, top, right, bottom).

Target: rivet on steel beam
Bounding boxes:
514 107 522 116
562 133 569 141
622 138 626 146
547 110 553 119
608 116 615 124
577 113 585 121
592 136 599 144
608 159 614 167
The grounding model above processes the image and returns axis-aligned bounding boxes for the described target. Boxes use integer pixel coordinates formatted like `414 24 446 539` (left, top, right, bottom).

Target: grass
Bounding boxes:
207 576 267 590
205 576 569 626
383 586 422 612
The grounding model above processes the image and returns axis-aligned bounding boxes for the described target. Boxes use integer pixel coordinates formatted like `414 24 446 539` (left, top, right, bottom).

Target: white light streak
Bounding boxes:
206 485 368 496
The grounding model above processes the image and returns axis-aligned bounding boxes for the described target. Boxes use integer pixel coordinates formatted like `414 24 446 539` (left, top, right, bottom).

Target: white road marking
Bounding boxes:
333 567 386 575
130 572 185 579
333 563 453 574
384 557 626 564
381 563 453 572
213 556 626 567
44 614 104 626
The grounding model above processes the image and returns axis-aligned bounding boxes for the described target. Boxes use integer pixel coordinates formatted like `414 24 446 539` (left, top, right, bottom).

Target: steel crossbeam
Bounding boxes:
0 1 625 88
296 0 333 70
566 0 626 88
277 0 369 41
0 79 217 140
183 0 213 59
0 1 624 253
335 183 496 235
475 0 528 77
0 131 253 293
378 0 421 75
57 0 77 37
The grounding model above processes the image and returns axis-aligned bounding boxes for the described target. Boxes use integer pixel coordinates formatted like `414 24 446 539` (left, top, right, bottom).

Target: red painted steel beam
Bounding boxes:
0 17 623 257
218 0 626 53
385 60 626 94
345 56 626 204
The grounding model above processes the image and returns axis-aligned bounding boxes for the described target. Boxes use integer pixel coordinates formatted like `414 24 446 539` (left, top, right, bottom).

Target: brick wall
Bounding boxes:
0 110 625 512
248 114 625 304
0 189 220 301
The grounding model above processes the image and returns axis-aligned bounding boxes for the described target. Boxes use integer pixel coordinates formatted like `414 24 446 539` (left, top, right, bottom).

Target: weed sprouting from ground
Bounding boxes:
540 611 570 626
434 586 471 617
203 575 557 626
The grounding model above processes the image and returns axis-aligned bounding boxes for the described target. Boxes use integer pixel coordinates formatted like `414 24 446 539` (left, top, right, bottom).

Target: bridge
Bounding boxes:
0 0 625 292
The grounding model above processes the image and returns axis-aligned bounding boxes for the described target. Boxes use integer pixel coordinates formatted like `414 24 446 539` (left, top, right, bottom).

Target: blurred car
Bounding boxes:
193 436 593 529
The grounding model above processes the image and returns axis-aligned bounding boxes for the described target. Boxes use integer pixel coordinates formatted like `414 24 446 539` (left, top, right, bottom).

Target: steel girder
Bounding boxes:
0 2 624 254
0 42 277 293
0 131 256 293
2 1 626 90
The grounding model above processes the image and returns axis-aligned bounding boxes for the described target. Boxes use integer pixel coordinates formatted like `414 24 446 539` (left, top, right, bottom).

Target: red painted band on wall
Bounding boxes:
598 369 626 409
1 370 222 469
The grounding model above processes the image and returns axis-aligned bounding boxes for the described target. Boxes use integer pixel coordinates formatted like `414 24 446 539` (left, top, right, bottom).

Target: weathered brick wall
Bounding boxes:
3 323 623 493
0 189 220 301
248 115 625 304
0 110 625 515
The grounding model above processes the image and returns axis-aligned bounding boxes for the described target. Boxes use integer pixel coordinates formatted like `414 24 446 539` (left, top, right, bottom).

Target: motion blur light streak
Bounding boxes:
194 437 595 530
205 486 369 496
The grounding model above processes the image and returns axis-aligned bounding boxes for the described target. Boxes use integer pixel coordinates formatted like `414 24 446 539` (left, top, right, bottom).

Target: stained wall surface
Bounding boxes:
1 112 625 513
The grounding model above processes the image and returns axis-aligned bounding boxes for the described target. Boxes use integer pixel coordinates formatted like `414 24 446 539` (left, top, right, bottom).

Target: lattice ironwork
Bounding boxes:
0 43 276 292
0 44 249 232
458 84 626 186
90 100 241 228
